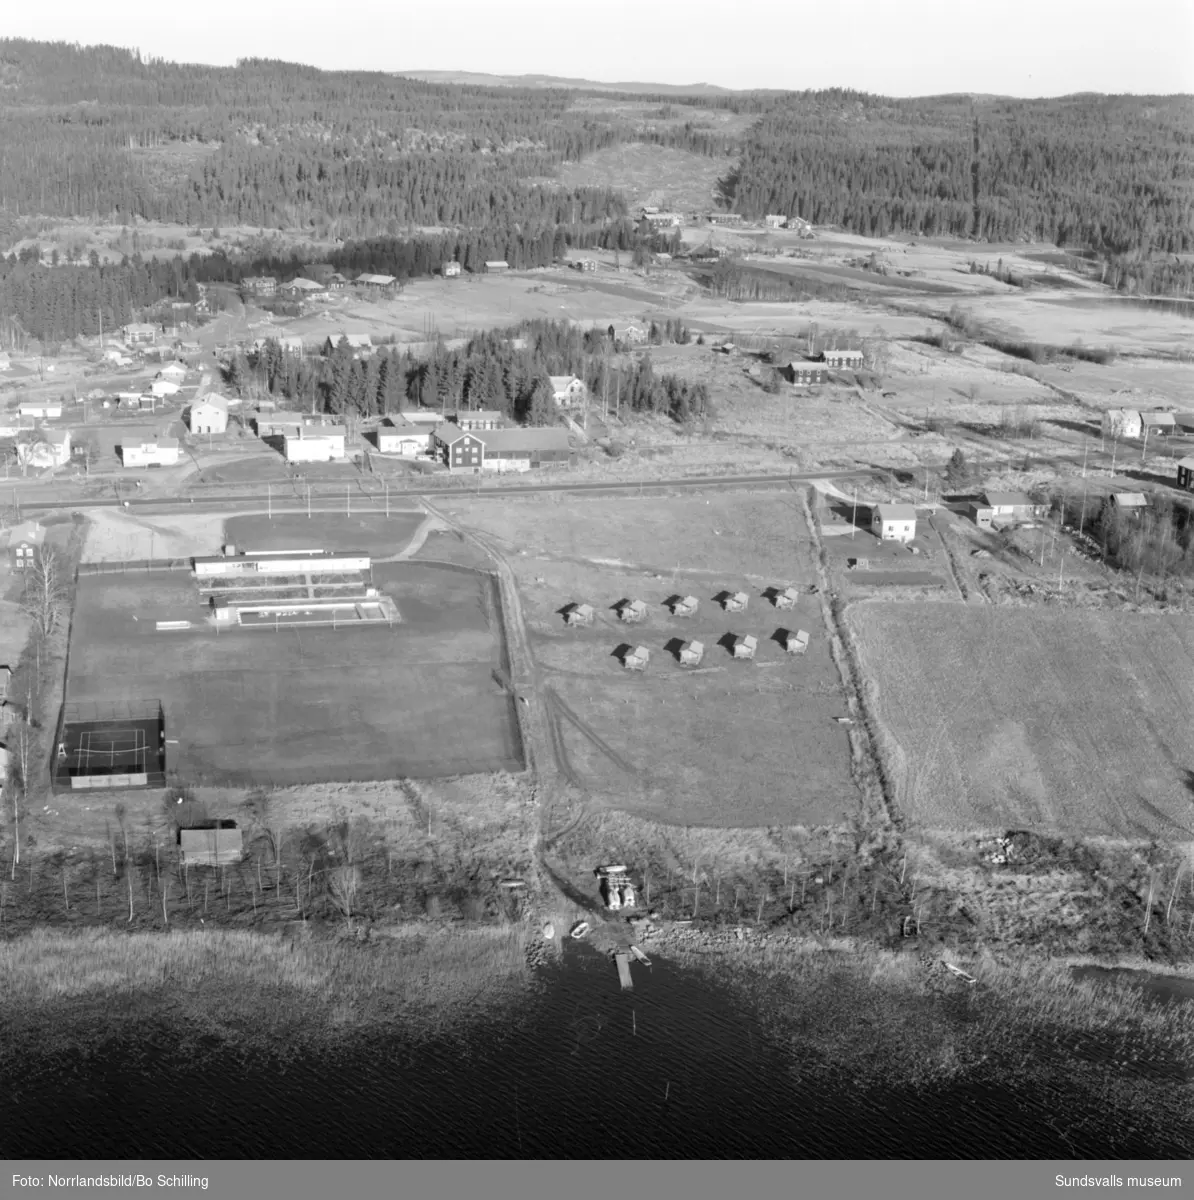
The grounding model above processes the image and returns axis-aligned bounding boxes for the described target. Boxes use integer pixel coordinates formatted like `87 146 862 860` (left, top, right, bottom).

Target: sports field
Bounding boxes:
224 511 426 559
64 564 522 786
849 602 1194 839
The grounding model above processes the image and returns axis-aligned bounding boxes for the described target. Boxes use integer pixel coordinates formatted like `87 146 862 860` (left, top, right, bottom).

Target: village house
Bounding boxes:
572 259 598 272
121 437 180 468
283 426 347 463
0 351 11 371
102 347 132 366
782 362 828 386
442 261 462 277
354 273 398 296
707 212 743 226
616 324 648 346
189 395 230 436
451 410 503 431
764 215 788 229
820 349 865 369
400 410 445 426
323 333 372 356
1102 408 1143 440
431 424 572 473
1108 492 1150 516
158 362 187 382
17 400 63 421
549 375 588 408
241 276 277 297
279 278 327 302
980 492 1045 522
483 261 509 273
0 414 19 438
123 322 158 345
18 428 71 469
376 417 431 457
645 213 682 229
1177 457 1194 492
1140 411 1177 437
871 503 918 542
8 520 45 570
150 379 181 398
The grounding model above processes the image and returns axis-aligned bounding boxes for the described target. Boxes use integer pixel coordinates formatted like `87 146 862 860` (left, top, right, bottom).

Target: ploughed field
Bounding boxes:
63 563 522 786
848 601 1194 839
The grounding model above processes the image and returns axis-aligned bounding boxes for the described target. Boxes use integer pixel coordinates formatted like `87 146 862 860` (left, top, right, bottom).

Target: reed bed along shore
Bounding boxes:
0 924 534 1059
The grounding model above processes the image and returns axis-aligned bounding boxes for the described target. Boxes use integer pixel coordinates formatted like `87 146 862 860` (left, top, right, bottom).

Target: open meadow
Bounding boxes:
848 601 1194 838
448 491 860 826
63 562 522 787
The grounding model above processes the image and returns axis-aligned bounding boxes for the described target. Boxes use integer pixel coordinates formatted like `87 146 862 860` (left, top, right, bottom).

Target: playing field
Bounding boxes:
848 602 1194 839
64 564 522 787
224 511 426 559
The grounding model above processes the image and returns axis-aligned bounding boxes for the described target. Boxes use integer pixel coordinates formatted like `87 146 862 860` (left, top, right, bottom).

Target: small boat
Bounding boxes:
630 945 651 966
944 962 977 984
570 921 591 940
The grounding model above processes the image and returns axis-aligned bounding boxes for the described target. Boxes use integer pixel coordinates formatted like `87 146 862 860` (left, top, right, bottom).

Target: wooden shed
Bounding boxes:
678 640 704 667
179 827 243 867
671 595 699 617
723 591 749 613
774 586 799 610
623 646 650 671
785 629 810 655
733 634 758 660
618 599 649 623
564 603 595 627
1176 457 1194 492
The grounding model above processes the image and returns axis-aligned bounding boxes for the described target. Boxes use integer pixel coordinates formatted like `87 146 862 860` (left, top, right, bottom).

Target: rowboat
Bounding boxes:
570 921 591 940
630 945 651 966
944 962 977 984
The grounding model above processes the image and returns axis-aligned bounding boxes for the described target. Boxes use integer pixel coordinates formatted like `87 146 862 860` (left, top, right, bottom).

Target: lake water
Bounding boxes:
1 945 1190 1158
1041 295 1194 319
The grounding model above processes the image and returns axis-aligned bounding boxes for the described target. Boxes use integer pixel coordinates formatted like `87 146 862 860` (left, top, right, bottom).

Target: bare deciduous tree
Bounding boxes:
22 544 67 641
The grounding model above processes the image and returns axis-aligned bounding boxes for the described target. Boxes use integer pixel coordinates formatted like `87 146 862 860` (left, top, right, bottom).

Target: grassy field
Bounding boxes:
63 563 521 786
552 143 731 212
848 601 1194 838
225 511 426 558
449 491 860 826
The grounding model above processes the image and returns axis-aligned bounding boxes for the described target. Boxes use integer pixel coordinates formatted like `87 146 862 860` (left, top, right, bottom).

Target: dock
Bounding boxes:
615 952 633 991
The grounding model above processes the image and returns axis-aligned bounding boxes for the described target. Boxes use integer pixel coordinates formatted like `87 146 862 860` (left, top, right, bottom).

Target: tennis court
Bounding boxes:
54 700 166 790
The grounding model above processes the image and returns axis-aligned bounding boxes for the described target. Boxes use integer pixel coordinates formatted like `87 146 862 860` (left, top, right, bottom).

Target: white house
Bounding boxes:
376 418 431 457
549 375 588 408
158 363 187 382
17 428 71 469
17 401 62 421
1102 408 1142 440
764 214 788 228
190 395 229 435
121 437 180 468
150 379 181 398
0 351 10 371
442 261 462 277
871 503 917 542
283 427 346 462
123 322 158 345
102 348 132 366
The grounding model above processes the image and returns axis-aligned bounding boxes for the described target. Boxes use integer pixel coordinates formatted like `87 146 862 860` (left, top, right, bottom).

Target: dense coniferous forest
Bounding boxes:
725 91 1193 255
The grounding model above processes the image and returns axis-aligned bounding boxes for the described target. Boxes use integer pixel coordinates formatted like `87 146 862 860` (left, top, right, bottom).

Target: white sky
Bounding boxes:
8 0 1193 96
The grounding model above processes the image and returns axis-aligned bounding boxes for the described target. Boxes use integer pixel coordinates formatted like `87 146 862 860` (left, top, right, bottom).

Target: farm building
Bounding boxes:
764 214 788 228
483 261 509 273
241 276 277 296
550 375 588 408
279 278 327 301
670 595 699 617
622 646 650 671
1177 457 1194 491
451 410 503 431
871 503 918 542
1102 408 1142 439
645 213 683 229
980 492 1045 521
1108 492 1150 514
121 437 180 468
442 261 462 277
784 630 810 655
616 324 648 345
723 591 749 613
150 379 181 398
678 640 704 667
563 603 595 627
573 259 598 272
17 400 62 420
283 427 347 462
969 504 995 530
707 212 743 225
376 418 431 457
190 395 229 435
193 549 371 578
820 349 865 369
123 322 158 344
8 520 45 570
1140 411 1177 437
617 599 649 623
18 429 71 468
782 362 828 386
433 425 572 473
773 586 800 610
354 273 398 295
733 634 758 660
323 333 372 356
179 827 244 867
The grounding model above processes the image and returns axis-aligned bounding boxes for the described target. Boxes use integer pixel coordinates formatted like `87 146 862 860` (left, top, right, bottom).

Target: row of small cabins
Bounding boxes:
565 587 803 627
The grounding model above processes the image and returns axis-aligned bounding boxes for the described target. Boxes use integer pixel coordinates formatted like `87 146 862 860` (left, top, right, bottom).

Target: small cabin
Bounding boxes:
623 646 650 671
678 640 704 667
564 603 595 627
732 635 758 660
785 629 810 655
723 591 749 613
671 595 699 617
618 599 648 623
179 826 243 867
773 586 799 610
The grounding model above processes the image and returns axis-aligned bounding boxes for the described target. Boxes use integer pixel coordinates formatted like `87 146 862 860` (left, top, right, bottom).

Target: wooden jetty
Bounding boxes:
615 952 634 990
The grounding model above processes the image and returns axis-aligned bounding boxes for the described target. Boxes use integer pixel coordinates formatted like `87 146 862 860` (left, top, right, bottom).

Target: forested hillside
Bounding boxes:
725 91 1193 255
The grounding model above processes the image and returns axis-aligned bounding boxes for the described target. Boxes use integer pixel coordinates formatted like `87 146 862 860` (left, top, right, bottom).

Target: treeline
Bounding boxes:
724 92 1193 260
0 40 740 234
238 318 707 425
701 259 863 304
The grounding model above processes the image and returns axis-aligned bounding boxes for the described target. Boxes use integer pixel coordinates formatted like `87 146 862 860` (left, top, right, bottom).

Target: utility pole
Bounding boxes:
268 483 271 520
851 489 857 538
307 484 311 519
